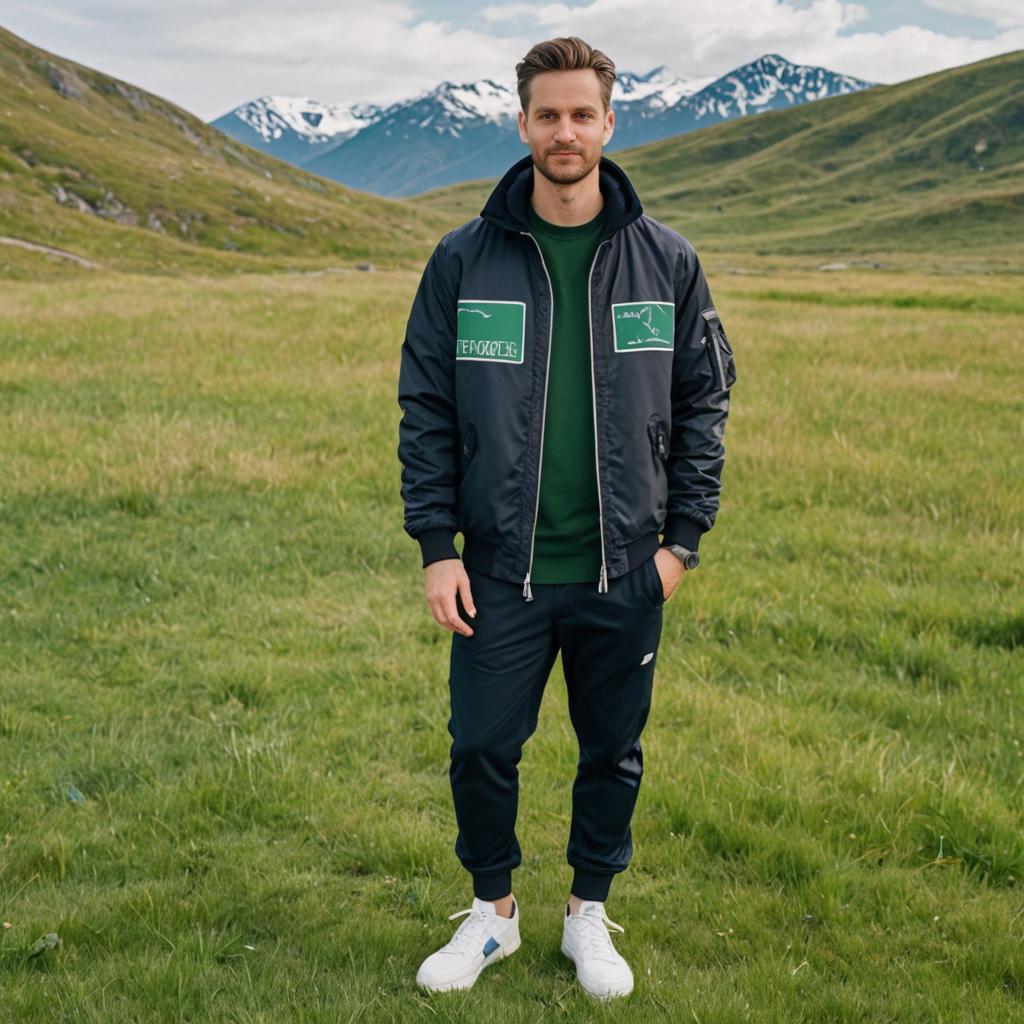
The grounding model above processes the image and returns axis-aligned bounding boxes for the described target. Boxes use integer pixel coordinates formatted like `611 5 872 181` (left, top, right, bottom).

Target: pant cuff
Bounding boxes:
472 871 512 901
570 868 615 902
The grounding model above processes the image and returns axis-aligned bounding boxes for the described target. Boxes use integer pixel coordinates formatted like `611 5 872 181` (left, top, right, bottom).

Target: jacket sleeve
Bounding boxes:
662 241 737 551
396 234 462 568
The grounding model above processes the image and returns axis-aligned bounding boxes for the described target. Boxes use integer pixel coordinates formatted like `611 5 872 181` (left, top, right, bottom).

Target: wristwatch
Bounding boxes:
662 543 700 570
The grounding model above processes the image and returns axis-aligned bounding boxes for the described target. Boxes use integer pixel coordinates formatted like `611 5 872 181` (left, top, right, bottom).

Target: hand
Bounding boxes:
653 547 686 603
424 558 476 636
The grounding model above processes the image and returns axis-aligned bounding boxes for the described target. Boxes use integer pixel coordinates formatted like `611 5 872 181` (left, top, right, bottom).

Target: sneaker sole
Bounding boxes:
416 933 521 993
560 940 634 999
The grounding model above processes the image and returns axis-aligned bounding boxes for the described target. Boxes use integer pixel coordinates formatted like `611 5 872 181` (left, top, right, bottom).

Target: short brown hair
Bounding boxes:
515 37 616 116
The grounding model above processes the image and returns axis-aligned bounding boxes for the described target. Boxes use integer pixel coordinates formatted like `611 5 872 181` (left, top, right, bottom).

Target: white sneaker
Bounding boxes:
415 895 521 992
561 900 634 1000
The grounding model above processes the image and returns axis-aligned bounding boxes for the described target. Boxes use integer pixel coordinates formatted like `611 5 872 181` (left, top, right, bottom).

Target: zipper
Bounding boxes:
587 238 612 593
519 231 555 602
702 308 726 388
519 231 612 599
710 325 726 387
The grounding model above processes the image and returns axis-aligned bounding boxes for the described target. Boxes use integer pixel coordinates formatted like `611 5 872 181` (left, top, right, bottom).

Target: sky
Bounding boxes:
4 0 1022 121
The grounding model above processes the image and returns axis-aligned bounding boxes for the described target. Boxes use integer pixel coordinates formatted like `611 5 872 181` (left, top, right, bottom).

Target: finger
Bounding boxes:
443 591 474 636
458 573 476 619
427 596 451 631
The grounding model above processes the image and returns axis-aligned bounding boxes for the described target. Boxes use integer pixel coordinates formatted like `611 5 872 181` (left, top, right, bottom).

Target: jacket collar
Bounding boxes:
480 152 644 240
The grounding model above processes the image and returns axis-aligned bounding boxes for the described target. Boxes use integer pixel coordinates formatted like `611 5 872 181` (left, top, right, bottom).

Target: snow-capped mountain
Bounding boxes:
210 95 385 165
406 77 518 131
684 53 870 123
210 54 873 197
616 64 715 107
299 78 525 197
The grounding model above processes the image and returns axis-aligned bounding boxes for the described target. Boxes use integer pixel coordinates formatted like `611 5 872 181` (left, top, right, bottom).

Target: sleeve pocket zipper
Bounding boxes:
700 307 736 390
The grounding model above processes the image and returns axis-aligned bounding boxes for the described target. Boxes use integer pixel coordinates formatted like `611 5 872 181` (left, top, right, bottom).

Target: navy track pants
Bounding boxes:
446 552 665 902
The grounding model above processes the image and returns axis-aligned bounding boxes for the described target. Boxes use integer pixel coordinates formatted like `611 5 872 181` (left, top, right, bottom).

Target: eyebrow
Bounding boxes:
534 104 600 114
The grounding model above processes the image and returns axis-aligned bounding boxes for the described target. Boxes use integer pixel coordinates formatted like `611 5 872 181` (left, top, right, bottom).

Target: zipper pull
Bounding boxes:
598 563 608 594
522 573 534 601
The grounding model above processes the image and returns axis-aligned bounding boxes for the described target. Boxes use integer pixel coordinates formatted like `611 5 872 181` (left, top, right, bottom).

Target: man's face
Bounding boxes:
517 69 614 187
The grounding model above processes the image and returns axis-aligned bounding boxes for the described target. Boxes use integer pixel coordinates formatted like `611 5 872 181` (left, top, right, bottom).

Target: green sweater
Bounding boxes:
526 201 607 584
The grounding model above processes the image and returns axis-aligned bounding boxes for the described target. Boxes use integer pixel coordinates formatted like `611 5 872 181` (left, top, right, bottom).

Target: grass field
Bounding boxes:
1 260 1022 1022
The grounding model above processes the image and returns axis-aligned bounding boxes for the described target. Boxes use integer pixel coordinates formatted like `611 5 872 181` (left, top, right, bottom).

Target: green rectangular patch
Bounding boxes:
456 300 526 363
611 300 674 353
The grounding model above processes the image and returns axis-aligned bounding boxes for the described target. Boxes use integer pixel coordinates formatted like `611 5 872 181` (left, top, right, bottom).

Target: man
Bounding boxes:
397 35 736 1000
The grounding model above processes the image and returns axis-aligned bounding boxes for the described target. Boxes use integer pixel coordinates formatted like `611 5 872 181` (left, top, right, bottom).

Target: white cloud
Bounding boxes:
6 1 531 117
5 0 1022 120
480 2 559 20
476 0 1024 84
921 0 1023 29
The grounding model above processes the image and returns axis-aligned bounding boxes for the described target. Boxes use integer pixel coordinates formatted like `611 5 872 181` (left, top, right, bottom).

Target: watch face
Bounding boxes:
665 544 697 568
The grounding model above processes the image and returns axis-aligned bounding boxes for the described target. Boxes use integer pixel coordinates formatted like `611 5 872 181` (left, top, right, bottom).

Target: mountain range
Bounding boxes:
409 49 1021 272
1 21 1018 279
211 54 874 197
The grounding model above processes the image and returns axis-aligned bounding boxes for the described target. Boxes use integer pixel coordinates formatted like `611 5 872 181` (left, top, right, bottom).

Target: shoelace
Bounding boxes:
570 907 625 961
443 905 499 954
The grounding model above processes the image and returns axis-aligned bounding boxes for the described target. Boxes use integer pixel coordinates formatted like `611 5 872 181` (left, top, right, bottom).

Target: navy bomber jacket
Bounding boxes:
397 153 736 602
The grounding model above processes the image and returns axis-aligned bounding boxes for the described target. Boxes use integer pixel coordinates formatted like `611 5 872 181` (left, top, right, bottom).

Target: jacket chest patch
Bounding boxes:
611 301 674 353
456 299 526 363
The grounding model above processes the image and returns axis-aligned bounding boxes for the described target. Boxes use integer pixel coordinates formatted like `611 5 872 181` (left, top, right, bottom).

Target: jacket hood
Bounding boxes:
479 152 644 239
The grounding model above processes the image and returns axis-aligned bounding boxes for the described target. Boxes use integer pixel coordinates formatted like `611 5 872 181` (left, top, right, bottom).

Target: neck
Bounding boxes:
529 163 604 227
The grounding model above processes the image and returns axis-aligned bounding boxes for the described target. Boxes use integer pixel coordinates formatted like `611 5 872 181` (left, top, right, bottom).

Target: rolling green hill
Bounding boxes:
0 25 453 278
411 49 1024 272
2 23 1019 280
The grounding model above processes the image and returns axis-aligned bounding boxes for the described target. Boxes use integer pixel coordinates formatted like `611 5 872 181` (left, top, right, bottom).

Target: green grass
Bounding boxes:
1 262 1022 1021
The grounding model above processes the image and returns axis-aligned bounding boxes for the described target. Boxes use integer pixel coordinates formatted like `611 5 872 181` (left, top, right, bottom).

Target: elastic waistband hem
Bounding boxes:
461 531 661 580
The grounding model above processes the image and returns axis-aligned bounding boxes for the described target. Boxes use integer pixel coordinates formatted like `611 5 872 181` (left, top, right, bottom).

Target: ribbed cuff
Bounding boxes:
570 868 615 902
661 513 704 551
417 527 459 568
472 871 513 901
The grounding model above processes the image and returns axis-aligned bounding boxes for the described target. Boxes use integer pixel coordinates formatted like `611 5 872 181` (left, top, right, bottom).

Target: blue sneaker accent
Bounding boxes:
482 936 500 957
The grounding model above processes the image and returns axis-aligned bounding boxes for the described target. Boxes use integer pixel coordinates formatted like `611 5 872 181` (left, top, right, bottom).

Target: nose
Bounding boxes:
554 118 577 143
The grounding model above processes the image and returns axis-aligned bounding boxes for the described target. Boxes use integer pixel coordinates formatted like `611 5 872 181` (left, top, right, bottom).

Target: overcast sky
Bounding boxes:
5 1 1023 121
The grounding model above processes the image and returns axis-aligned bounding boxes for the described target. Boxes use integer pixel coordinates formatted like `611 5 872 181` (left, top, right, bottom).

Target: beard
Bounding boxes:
533 145 600 186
